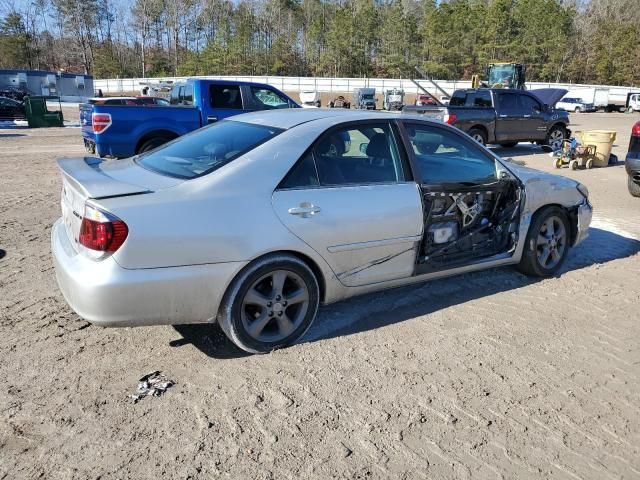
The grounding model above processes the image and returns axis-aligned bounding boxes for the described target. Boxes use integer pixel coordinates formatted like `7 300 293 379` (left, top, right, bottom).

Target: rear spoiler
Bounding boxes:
58 157 151 199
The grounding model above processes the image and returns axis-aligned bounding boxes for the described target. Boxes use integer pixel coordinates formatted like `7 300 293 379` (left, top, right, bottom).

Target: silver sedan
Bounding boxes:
52 109 592 353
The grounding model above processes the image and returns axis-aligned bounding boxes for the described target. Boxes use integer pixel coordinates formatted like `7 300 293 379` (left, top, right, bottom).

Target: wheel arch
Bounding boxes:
529 203 577 245
135 129 180 154
221 250 328 307
469 124 488 137
548 122 568 134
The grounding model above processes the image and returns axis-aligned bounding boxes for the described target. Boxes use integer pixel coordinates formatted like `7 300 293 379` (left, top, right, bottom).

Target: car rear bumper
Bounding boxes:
625 155 640 183
574 199 592 247
51 218 246 327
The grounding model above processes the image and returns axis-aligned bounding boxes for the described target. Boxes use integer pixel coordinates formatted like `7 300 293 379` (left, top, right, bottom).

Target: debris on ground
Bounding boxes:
129 371 175 403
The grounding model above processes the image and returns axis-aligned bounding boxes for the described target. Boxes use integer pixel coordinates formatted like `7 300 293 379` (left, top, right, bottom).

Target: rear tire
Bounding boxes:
468 128 487 146
138 136 171 154
517 207 570 277
629 176 640 198
218 254 320 354
574 107 581 113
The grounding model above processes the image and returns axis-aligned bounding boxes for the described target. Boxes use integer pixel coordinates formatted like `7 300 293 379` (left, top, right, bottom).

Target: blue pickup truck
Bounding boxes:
80 79 300 158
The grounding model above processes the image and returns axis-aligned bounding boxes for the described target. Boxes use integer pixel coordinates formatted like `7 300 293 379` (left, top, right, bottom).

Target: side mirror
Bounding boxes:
359 143 368 154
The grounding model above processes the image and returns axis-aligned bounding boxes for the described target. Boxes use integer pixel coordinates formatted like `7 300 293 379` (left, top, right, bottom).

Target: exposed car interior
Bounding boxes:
312 125 405 185
404 123 523 272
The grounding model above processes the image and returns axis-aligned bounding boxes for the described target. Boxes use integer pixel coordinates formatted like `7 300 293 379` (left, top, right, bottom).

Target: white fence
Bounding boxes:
93 75 639 99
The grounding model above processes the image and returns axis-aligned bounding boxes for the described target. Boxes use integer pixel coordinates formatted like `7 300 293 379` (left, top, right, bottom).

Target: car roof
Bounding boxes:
229 108 441 130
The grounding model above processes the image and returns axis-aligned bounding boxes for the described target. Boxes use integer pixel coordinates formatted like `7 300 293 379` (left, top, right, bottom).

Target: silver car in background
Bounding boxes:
52 109 592 353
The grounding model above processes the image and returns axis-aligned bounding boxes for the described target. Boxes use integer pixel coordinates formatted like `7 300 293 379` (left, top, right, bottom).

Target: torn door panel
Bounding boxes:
417 180 522 273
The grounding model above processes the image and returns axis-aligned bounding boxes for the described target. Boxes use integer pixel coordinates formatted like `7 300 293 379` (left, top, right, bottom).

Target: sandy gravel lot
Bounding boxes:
1 111 639 479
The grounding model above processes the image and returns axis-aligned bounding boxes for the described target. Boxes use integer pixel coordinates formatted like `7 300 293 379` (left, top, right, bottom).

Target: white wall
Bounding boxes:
93 75 639 98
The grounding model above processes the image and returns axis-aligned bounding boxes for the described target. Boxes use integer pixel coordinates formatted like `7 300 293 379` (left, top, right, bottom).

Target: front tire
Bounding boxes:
574 107 581 113
218 254 320 354
629 176 640 198
545 125 566 151
517 207 570 277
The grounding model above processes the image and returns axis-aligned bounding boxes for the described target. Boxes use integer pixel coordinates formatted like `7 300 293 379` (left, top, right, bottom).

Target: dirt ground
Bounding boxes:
1 111 639 479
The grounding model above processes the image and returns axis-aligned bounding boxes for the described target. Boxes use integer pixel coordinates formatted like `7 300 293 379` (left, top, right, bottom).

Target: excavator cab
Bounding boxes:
486 63 526 90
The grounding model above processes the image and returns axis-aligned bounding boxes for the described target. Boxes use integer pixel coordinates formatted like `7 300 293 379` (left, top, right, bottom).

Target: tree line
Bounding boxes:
0 0 638 86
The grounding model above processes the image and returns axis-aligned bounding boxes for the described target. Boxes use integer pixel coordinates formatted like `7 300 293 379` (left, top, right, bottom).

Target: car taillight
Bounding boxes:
78 204 128 259
443 113 457 125
92 113 112 134
632 122 640 137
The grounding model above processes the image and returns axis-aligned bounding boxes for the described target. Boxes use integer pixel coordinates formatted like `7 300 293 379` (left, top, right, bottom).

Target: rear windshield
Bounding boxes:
135 121 282 179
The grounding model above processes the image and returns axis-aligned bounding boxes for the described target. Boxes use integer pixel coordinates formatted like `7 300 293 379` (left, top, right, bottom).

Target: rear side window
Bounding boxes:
170 85 194 106
449 91 467 106
136 121 282 179
210 85 242 109
183 84 193 105
470 90 492 107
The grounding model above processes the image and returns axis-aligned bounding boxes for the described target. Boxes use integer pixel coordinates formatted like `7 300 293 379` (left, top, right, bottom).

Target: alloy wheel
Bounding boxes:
240 269 310 343
472 133 485 145
548 129 564 150
536 216 567 269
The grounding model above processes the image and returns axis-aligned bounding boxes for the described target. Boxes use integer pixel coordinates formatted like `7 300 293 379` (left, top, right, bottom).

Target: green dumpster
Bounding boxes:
24 96 64 128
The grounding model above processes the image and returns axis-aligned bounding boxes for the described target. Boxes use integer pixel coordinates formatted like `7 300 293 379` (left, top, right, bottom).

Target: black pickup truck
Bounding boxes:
403 88 570 150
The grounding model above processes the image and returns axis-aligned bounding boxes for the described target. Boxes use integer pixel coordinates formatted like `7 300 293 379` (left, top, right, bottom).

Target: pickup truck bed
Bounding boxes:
81 104 199 157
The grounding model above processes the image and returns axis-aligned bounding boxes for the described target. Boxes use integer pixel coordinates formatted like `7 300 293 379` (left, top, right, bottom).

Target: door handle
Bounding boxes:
499 115 508 118
523 115 531 118
207 116 218 123
288 202 321 218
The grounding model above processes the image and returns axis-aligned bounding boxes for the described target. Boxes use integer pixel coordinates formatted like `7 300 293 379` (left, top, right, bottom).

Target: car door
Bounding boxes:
517 94 547 141
494 92 520 142
399 120 521 274
272 121 424 287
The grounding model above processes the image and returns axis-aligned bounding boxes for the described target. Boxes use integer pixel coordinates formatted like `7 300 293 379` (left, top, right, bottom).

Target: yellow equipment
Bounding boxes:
486 63 526 90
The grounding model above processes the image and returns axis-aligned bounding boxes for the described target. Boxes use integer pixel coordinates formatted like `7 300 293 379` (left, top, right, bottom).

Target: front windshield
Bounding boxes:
488 65 514 87
136 120 282 179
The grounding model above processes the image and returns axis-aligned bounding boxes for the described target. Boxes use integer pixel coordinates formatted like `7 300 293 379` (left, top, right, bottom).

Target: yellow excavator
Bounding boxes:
472 63 527 90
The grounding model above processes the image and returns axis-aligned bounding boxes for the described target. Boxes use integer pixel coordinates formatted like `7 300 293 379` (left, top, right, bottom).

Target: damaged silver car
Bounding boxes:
51 109 592 353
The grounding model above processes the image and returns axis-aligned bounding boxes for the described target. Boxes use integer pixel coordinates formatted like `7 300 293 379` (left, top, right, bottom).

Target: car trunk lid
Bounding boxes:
58 156 183 249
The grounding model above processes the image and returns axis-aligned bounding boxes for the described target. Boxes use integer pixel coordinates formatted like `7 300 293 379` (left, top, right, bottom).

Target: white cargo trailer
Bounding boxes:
567 87 632 112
